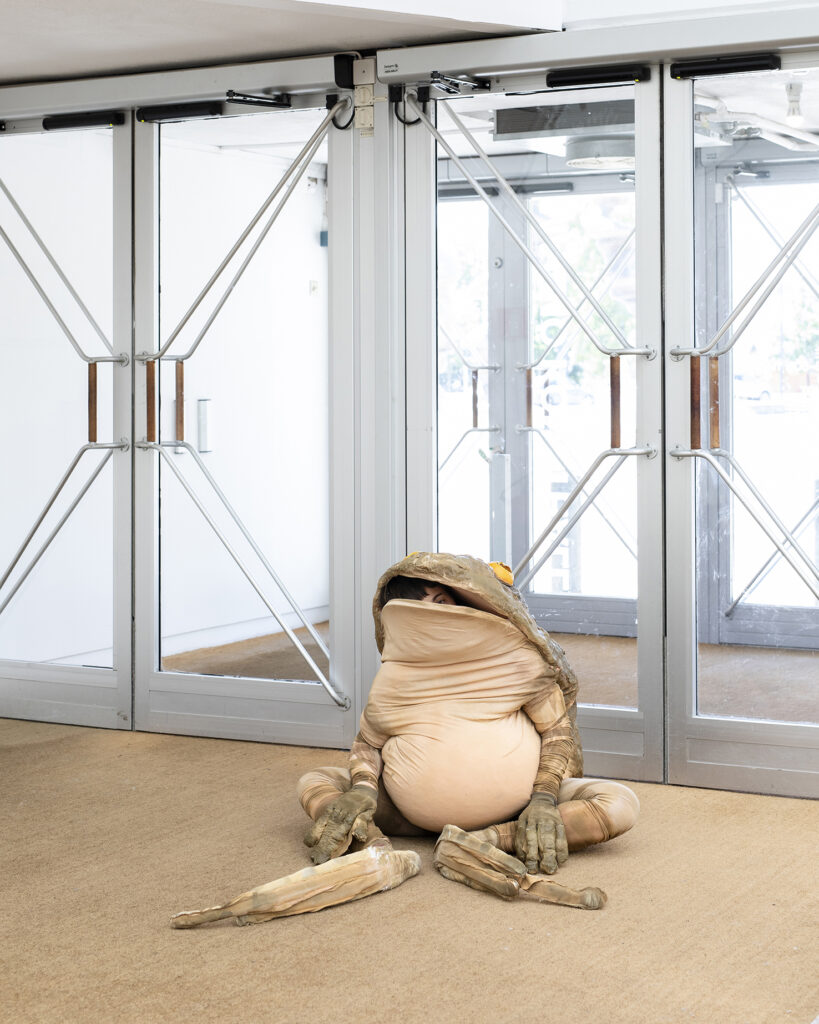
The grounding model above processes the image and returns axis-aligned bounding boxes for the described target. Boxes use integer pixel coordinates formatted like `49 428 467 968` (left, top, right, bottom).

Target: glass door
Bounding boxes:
0 119 132 727
133 99 356 746
666 62 818 796
425 75 664 781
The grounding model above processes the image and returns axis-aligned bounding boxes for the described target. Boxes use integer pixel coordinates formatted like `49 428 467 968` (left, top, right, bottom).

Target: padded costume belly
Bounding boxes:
382 712 540 831
360 601 549 832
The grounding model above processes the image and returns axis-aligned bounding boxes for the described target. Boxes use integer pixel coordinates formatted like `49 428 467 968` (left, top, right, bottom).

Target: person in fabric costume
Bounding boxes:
297 552 639 899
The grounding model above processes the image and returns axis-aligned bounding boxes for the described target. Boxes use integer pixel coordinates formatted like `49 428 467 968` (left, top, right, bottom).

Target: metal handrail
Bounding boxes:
406 92 653 360
671 199 819 358
442 102 631 351
516 454 629 591
149 99 348 363
513 445 654 586
0 442 128 595
0 175 114 354
438 426 500 472
0 223 125 365
519 426 637 561
728 178 819 303
0 446 125 617
145 444 348 709
523 229 636 371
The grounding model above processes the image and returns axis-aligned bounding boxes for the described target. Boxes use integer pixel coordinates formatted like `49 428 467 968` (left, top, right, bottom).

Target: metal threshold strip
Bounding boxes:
138 442 348 710
406 91 653 360
141 98 349 365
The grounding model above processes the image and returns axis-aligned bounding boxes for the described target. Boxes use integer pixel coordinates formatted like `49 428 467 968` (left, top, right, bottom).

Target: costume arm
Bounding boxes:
524 684 573 800
349 732 384 792
517 682 573 874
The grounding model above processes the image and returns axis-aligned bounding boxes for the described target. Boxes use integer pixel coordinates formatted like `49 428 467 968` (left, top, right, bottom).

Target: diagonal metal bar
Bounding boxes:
406 93 652 359
724 496 819 617
527 229 636 370
520 426 637 561
0 443 125 592
164 126 329 363
438 427 500 472
162 441 329 660
728 178 819 302
675 449 819 603
156 100 347 361
0 175 114 354
514 445 653 582
439 325 500 372
0 221 96 363
516 455 629 591
152 445 348 708
0 449 117 617
443 103 630 350
672 199 819 357
714 449 819 584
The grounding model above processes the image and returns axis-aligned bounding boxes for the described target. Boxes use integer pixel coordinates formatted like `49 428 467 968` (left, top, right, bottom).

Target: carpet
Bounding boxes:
2 717 816 1024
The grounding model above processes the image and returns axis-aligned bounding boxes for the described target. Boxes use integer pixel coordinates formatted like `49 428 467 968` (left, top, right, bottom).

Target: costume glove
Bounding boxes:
303 785 378 865
514 793 569 875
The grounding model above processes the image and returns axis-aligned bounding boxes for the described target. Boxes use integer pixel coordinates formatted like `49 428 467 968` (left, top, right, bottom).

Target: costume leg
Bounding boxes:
171 846 421 929
433 825 605 910
296 766 428 843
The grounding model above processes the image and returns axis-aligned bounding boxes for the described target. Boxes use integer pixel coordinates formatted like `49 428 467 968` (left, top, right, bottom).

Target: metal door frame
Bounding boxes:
664 57 819 798
0 111 133 728
403 68 665 783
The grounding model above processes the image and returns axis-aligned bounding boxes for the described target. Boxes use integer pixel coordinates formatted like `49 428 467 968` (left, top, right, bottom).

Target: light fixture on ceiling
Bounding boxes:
564 134 635 169
786 81 806 127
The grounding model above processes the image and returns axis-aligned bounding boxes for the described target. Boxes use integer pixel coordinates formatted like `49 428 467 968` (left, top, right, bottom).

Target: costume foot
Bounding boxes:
170 846 420 929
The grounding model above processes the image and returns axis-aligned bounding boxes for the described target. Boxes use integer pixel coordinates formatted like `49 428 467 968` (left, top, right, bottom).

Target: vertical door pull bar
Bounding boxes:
610 355 621 450
471 370 479 428
88 362 98 444
690 357 702 450
708 357 720 450
175 361 185 442
525 368 533 429
146 360 157 443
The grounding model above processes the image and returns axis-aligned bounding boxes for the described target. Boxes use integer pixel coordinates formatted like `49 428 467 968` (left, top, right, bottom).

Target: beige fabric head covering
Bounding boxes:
372 551 584 778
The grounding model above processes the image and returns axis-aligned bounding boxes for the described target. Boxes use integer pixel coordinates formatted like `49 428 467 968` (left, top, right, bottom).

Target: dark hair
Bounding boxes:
382 575 459 604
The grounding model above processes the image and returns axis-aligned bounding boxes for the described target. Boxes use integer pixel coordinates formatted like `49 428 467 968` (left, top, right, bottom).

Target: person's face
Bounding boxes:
421 584 457 605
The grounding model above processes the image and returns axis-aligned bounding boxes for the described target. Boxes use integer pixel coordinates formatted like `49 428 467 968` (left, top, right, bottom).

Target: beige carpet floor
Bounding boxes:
3 718 816 1024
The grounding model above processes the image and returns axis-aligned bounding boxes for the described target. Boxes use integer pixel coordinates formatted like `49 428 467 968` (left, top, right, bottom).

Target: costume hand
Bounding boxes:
514 793 568 875
303 785 378 865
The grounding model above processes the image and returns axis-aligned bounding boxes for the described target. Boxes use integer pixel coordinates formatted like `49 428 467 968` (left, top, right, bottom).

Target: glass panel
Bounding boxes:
0 130 115 667
692 68 819 724
435 90 640 708
156 110 331 684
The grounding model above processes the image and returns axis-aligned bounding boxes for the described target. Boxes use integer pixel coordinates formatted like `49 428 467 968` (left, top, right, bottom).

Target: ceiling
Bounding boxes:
0 0 553 88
